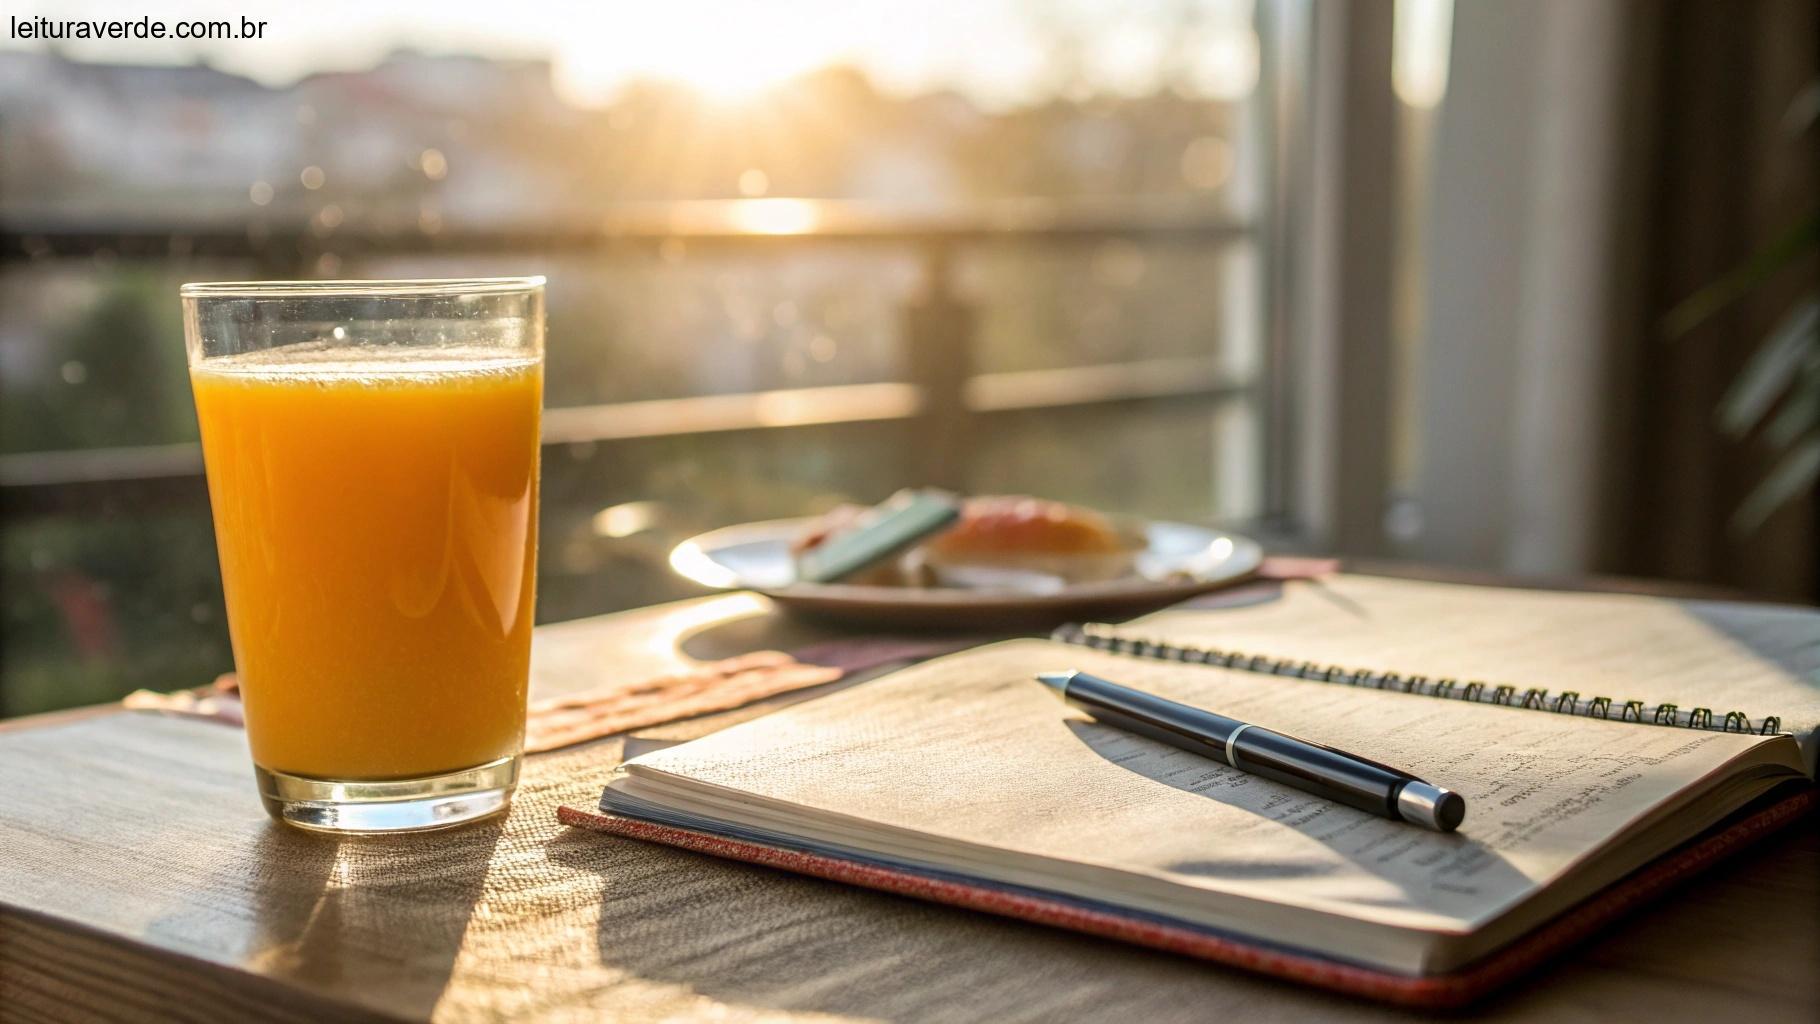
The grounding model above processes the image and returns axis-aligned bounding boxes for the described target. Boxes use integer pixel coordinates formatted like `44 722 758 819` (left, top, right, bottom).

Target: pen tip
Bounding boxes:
1035 671 1076 697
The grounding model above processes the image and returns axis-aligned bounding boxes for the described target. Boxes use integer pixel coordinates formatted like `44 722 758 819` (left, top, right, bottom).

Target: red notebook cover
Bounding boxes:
558 786 1813 1010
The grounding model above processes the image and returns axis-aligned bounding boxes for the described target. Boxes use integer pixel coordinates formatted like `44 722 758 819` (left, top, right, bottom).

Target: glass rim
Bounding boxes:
179 276 545 299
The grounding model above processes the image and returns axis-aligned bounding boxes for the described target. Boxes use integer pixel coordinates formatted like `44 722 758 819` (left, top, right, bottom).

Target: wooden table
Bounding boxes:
2 589 1816 1023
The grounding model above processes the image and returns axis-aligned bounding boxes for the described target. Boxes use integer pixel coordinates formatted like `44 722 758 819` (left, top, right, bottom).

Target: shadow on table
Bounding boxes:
228 820 505 1019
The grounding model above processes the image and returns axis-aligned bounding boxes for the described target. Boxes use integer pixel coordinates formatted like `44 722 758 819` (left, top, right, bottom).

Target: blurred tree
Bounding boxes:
2 271 195 453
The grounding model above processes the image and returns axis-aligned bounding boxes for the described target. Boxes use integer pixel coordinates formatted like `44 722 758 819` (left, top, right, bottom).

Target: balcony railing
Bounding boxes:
0 197 1259 518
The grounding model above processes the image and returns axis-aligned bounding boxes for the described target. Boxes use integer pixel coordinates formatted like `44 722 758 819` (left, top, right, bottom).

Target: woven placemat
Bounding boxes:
124 651 846 754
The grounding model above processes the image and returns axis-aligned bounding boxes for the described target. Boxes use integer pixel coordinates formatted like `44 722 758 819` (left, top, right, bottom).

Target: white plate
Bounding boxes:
669 517 1264 628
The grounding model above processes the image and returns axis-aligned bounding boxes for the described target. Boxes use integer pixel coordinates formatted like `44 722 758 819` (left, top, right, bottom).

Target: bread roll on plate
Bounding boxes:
792 494 1140 592
919 495 1137 590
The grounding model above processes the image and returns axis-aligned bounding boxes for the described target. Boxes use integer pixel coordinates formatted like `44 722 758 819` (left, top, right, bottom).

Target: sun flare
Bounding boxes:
555 8 838 104
728 198 821 235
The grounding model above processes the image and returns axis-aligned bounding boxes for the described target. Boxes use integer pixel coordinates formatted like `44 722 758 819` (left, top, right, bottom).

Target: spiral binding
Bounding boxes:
1051 623 1785 736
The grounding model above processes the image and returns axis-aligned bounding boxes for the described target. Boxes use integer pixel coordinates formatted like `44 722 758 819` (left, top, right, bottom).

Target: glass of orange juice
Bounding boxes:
181 278 543 833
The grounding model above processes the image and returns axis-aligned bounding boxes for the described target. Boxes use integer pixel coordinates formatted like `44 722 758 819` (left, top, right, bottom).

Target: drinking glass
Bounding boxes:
181 278 544 833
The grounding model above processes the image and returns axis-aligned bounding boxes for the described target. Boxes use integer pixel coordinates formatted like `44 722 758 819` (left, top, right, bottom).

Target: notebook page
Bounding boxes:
1129 575 1820 772
624 640 1798 942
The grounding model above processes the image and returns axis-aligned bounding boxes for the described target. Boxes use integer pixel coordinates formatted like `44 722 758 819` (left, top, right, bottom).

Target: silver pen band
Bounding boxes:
1224 723 1254 767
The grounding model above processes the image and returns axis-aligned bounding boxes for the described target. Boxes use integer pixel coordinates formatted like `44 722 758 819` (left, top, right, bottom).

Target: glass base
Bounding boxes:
255 755 519 834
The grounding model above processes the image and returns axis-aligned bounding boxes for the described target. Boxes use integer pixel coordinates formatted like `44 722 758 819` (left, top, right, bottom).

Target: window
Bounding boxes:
0 1 1297 716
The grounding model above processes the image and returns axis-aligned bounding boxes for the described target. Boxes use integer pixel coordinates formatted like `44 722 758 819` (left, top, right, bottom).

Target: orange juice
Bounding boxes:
192 348 541 780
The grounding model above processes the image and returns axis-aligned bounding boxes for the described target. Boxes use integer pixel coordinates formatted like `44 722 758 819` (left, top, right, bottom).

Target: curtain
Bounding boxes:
1607 0 1819 600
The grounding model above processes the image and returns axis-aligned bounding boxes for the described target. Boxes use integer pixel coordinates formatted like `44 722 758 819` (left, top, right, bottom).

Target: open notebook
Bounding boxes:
562 575 1819 1006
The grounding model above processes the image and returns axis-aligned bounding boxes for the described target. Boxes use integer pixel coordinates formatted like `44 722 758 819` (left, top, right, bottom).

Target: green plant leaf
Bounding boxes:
1765 360 1820 447
1716 294 1819 437
1731 433 1820 535
1784 78 1820 138
1664 209 1820 339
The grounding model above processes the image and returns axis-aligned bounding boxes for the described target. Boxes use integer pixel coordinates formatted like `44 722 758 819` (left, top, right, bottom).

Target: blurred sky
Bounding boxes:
1 0 1263 108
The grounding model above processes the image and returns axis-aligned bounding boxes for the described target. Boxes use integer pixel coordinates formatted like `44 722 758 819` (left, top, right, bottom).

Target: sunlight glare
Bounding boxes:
1394 0 1455 110
729 198 820 235
557 5 838 103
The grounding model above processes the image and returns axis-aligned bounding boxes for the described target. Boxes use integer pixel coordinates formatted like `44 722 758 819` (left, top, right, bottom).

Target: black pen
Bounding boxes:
1036 670 1466 832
